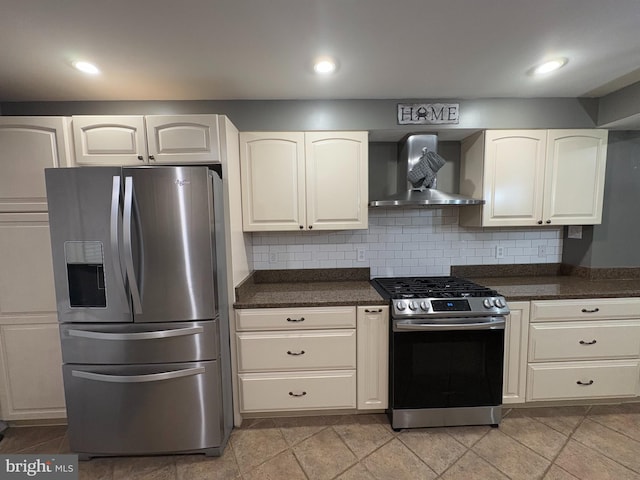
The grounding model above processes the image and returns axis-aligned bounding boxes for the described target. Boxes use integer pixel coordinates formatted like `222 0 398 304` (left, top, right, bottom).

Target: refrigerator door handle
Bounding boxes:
110 175 126 293
123 176 143 314
71 367 206 383
67 326 205 341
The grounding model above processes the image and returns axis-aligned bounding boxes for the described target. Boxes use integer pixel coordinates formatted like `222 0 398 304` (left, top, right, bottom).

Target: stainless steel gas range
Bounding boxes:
371 276 510 430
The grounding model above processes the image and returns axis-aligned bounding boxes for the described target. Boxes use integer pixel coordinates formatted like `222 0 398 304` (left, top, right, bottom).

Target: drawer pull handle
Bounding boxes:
579 340 597 345
581 308 600 313
287 350 306 356
286 317 305 322
576 380 594 386
289 391 307 397
365 308 383 313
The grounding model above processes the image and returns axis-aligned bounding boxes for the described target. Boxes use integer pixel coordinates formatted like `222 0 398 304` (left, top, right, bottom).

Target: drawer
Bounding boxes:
236 306 356 331
238 370 357 412
529 321 640 362
526 360 640 402
531 298 640 322
236 329 356 372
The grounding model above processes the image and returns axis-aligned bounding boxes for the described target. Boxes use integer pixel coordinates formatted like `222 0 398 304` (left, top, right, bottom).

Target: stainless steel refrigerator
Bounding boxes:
45 165 232 459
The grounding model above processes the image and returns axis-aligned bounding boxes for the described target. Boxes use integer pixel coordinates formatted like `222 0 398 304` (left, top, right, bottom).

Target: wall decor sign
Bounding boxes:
397 103 459 125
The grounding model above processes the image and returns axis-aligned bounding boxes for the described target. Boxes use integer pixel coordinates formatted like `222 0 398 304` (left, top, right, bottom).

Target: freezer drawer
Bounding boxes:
60 320 219 364
64 361 224 456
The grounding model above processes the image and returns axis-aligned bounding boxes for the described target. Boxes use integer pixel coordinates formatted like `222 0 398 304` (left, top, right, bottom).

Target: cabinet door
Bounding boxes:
0 319 66 420
0 117 72 212
72 115 147 165
0 214 56 315
145 115 220 164
482 131 546 227
240 132 306 231
305 132 368 230
503 301 530 404
543 130 608 225
356 306 389 410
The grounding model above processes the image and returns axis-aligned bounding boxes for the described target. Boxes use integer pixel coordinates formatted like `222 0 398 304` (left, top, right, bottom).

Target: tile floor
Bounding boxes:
2 404 640 479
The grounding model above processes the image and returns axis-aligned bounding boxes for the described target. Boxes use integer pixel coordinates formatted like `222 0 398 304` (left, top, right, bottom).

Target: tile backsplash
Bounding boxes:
251 208 563 277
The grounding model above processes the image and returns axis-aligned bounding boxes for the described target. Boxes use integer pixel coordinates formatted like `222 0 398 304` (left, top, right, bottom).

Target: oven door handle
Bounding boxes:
394 317 505 331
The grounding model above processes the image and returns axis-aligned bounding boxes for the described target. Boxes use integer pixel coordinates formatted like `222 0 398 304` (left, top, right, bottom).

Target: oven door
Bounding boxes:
391 316 505 410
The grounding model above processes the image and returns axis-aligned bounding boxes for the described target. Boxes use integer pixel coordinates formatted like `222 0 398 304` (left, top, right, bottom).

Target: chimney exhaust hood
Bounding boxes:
368 134 485 207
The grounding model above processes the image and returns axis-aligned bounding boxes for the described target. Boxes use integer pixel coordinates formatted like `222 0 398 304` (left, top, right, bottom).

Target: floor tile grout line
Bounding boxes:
568 419 640 476
395 428 469 477
536 412 588 480
586 414 640 445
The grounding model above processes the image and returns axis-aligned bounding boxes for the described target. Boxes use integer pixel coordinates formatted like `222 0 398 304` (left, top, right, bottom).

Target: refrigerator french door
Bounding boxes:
45 166 232 459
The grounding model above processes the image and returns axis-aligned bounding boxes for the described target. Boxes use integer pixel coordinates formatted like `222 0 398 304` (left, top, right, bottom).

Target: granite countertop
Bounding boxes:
472 275 640 301
452 264 640 301
234 268 386 309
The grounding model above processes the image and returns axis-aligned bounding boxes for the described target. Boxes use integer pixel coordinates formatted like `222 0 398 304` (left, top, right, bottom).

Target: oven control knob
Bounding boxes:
483 298 495 309
396 301 407 311
420 301 429 311
495 298 506 308
408 301 418 311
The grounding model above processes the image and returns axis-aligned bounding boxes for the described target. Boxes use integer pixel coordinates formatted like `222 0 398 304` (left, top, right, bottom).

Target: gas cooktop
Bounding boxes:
371 276 509 318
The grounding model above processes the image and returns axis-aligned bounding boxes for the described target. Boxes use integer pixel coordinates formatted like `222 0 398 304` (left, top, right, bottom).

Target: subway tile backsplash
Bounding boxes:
251 208 563 277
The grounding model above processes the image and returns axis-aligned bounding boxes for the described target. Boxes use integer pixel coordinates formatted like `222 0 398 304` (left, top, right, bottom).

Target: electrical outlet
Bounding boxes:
357 247 366 262
495 246 505 259
538 245 547 257
567 225 583 239
268 252 277 263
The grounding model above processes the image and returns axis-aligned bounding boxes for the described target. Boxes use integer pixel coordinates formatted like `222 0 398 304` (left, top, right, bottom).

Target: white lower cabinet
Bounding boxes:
235 306 357 413
0 213 66 420
356 306 389 410
503 301 530 404
525 298 640 402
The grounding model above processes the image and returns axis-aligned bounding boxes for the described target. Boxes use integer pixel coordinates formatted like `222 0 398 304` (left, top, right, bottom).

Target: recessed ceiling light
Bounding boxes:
313 57 337 75
73 61 100 75
531 58 568 76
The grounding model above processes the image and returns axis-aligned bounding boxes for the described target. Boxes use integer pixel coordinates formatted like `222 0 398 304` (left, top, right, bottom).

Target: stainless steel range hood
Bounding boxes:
369 134 484 207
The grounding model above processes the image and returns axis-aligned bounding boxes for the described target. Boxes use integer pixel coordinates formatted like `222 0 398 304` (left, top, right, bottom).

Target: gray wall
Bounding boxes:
0 98 599 141
562 131 640 267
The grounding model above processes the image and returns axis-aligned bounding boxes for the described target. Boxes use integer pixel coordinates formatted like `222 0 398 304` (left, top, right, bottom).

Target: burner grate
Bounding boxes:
372 276 498 299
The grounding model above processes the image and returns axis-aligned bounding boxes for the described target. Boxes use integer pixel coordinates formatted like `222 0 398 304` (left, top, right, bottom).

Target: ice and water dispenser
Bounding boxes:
64 241 106 308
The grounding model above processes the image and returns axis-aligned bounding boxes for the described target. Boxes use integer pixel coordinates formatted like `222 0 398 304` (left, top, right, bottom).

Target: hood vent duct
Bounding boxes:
368 134 485 207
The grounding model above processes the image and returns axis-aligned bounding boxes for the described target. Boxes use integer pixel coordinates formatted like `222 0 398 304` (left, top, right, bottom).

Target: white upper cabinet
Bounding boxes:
543 130 608 225
459 129 608 227
240 131 368 231
72 114 220 166
0 117 73 212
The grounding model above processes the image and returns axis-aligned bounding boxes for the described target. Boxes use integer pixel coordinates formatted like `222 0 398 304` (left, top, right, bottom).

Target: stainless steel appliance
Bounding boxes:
45 166 232 459
369 134 484 207
371 276 509 430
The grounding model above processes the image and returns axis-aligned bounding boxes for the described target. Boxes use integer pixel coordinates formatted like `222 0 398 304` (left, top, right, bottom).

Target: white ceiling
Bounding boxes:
1 0 640 102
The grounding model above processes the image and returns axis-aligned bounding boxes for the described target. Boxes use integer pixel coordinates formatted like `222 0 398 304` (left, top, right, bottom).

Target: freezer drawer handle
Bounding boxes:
579 339 597 345
286 317 305 323
288 391 307 397
71 367 205 383
67 326 204 341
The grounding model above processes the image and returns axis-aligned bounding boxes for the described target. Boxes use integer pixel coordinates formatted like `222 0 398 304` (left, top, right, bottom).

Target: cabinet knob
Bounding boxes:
137 155 144 161
308 225 313 229
149 155 155 161
545 220 551 224
537 220 543 225
299 225 304 229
